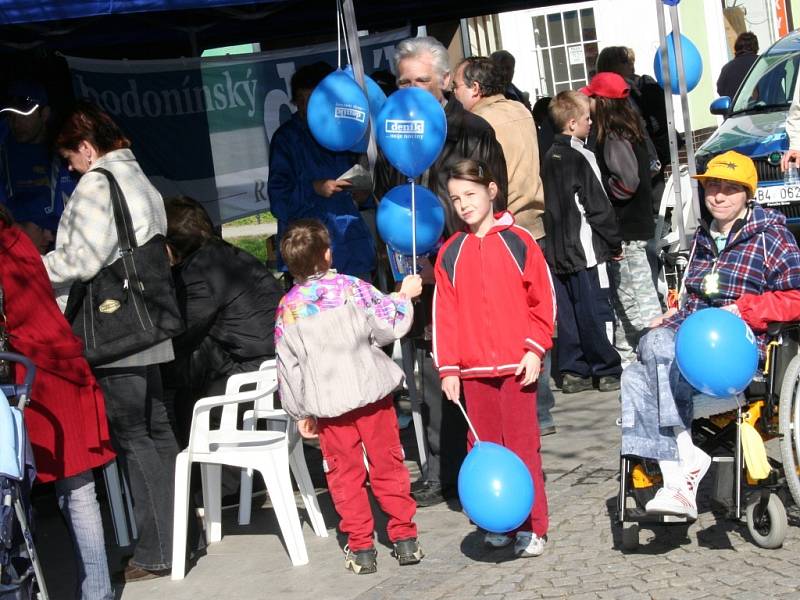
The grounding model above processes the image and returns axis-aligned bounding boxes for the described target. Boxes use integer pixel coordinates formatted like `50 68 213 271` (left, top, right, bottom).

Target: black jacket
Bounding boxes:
376 94 507 235
717 53 758 99
596 135 656 242
164 238 283 390
541 135 622 274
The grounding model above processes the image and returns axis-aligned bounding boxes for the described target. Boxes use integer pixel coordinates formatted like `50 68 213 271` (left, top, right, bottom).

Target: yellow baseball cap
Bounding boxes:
692 150 758 197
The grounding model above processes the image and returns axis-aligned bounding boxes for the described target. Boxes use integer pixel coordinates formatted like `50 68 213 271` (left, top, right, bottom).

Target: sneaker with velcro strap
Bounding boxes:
391 538 424 565
484 532 513 548
344 545 378 574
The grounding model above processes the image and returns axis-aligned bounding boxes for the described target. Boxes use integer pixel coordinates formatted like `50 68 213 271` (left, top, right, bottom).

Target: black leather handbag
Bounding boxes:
64 168 184 366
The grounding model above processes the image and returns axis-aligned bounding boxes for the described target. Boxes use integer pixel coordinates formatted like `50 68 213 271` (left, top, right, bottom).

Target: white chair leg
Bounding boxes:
171 453 191 581
238 412 256 526
259 452 309 566
102 460 130 547
288 436 327 537
201 464 223 544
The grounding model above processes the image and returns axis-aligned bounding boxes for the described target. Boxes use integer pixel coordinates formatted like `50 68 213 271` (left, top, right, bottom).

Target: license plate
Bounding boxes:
755 184 800 205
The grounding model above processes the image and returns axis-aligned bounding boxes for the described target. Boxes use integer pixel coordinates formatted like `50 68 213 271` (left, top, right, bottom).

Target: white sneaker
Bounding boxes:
682 448 712 502
513 531 546 557
484 532 513 548
644 486 698 520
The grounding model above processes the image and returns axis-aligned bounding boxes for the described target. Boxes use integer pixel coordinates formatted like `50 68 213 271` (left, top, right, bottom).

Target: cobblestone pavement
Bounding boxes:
97 387 800 599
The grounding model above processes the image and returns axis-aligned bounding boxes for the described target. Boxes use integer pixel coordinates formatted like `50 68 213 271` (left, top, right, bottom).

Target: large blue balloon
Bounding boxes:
377 184 445 255
458 441 534 534
653 32 703 94
376 87 447 178
307 69 370 152
343 66 388 153
675 308 758 397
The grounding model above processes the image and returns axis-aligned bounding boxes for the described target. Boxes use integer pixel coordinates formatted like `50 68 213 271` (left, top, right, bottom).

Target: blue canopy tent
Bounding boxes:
0 0 583 56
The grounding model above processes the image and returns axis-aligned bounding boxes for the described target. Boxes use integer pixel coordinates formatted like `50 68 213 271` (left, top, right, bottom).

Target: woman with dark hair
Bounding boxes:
45 101 179 581
583 73 663 366
161 195 283 444
0 204 116 598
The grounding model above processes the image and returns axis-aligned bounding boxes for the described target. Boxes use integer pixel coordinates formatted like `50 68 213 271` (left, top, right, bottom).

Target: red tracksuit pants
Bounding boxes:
462 376 549 537
316 395 418 550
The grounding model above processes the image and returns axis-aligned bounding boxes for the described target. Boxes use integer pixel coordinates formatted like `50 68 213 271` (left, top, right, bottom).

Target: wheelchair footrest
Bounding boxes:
621 506 689 524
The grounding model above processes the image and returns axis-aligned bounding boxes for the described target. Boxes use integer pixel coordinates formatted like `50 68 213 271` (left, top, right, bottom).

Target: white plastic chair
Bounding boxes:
171 373 309 581
237 360 327 537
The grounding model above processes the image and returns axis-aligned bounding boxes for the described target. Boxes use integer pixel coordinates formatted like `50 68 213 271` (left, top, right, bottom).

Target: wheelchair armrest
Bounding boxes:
766 322 800 337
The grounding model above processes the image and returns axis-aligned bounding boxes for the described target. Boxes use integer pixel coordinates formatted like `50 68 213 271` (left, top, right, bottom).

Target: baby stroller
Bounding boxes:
0 352 48 600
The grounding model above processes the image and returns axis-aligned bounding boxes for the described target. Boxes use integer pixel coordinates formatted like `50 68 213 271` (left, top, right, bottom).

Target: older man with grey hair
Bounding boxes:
375 36 507 508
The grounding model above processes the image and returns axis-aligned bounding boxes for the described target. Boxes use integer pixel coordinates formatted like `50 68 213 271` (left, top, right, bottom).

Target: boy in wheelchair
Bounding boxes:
620 151 800 520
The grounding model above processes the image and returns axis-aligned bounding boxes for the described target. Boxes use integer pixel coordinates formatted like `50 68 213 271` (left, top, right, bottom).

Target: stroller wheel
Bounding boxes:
746 493 787 549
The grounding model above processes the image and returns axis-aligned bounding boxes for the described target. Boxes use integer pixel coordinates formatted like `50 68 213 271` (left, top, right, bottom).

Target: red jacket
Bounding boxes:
433 212 555 379
0 224 115 482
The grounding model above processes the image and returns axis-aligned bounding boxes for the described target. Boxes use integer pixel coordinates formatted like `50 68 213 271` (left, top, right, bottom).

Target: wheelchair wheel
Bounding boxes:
746 493 787 549
621 495 640 551
778 354 800 508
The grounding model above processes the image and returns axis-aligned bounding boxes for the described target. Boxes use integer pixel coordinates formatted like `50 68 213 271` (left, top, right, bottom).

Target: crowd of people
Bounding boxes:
1 25 799 595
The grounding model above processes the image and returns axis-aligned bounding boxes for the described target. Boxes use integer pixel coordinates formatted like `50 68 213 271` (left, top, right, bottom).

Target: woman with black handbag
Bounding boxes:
44 102 180 581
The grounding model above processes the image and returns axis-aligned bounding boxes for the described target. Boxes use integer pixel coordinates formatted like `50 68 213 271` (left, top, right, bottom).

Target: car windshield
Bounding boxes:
730 49 800 115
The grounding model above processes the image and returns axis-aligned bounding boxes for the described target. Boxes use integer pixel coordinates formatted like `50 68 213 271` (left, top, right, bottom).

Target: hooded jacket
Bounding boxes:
662 203 800 357
433 212 555 379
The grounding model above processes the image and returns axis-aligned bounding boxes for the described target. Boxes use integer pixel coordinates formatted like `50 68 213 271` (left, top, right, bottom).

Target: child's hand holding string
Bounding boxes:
297 417 319 439
399 274 423 299
515 351 541 387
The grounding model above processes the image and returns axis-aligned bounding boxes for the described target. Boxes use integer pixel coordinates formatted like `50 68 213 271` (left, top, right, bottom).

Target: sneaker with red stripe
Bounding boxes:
644 486 698 520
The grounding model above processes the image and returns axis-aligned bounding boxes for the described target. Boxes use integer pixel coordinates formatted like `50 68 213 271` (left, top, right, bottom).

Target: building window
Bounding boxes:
532 7 598 96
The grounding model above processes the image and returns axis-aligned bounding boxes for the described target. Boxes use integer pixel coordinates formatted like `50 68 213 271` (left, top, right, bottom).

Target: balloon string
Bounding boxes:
335 4 340 69
411 178 417 274
455 399 480 442
337 0 352 66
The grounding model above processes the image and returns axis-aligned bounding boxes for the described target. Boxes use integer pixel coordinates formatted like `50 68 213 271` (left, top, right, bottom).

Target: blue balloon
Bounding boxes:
653 32 703 94
377 184 445 255
458 442 534 533
343 67 388 153
675 308 758 397
307 69 369 152
662 0 680 5
376 87 447 177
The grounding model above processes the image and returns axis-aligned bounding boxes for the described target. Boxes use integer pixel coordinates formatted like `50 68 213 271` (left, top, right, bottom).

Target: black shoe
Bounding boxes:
540 424 557 436
413 481 445 507
561 373 593 394
598 376 621 392
391 538 424 565
344 546 378 575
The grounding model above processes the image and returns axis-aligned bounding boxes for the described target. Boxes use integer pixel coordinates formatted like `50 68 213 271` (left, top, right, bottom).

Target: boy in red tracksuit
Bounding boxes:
433 158 555 558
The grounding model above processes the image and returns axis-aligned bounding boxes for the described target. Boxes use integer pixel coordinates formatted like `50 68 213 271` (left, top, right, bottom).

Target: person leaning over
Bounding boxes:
45 101 179 581
275 219 424 575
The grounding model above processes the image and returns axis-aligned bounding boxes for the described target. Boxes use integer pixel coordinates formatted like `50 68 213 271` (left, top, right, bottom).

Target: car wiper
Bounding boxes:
729 103 790 115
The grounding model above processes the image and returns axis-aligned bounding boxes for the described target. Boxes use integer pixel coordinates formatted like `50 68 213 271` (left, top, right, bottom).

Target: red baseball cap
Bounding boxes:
580 72 630 99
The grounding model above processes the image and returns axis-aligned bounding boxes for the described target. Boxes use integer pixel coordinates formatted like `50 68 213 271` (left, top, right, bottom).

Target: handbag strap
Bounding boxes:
93 167 138 254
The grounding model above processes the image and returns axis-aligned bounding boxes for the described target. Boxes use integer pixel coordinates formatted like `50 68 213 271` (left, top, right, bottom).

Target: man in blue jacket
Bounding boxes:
267 62 376 279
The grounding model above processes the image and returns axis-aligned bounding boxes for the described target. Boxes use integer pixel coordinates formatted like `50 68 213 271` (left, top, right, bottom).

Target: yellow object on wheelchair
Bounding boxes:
631 463 662 489
741 421 771 481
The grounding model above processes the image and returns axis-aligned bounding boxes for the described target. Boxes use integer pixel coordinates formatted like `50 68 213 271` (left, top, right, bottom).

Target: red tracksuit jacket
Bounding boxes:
433 211 556 379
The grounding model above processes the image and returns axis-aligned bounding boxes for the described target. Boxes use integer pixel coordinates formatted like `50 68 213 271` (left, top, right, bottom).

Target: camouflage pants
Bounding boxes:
610 241 663 364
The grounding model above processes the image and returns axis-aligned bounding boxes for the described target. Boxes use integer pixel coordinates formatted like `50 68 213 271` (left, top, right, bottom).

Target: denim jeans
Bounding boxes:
96 365 178 570
54 469 113 600
537 351 556 428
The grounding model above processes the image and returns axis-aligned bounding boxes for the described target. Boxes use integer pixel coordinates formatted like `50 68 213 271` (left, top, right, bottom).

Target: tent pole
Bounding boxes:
342 0 379 173
668 4 701 234
655 0 688 252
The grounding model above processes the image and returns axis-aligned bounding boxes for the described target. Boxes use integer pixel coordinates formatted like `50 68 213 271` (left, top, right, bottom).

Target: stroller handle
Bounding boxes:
0 352 36 401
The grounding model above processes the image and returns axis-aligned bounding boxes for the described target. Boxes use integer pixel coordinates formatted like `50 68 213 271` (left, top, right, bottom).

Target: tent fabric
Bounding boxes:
0 1 264 25
0 1 586 56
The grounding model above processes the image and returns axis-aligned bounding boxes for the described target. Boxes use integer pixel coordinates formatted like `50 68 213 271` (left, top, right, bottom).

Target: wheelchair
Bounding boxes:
617 322 800 550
